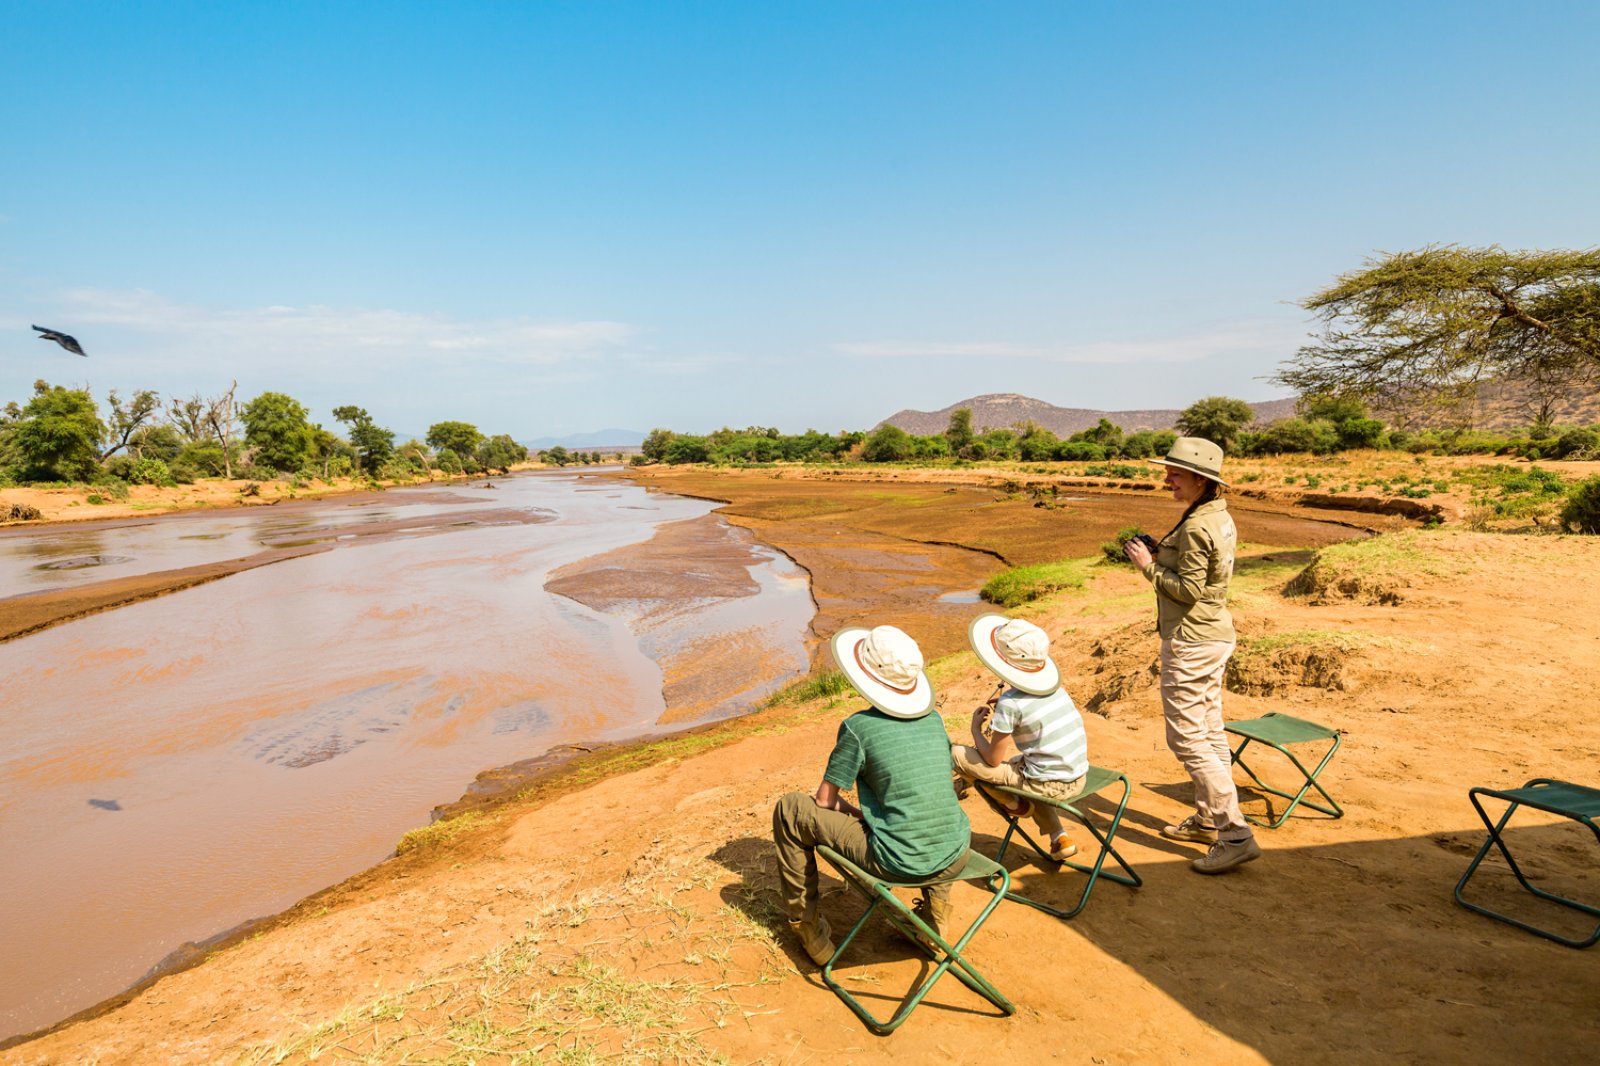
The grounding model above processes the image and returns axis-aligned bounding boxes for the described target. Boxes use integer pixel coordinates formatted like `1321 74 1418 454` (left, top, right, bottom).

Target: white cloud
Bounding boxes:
54 288 637 368
836 319 1303 365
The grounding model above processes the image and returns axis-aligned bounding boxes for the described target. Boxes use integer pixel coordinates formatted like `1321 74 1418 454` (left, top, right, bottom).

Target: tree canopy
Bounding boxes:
1176 396 1255 451
1276 245 1600 414
332 405 395 473
10 381 104 481
240 391 316 473
426 421 484 459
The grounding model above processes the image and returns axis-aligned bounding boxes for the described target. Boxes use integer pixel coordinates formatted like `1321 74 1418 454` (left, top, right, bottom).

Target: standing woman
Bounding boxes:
1123 437 1259 875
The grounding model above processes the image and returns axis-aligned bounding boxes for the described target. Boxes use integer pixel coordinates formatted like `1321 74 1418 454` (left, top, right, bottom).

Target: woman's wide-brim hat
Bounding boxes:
830 624 935 719
1149 435 1229 486
969 614 1061 696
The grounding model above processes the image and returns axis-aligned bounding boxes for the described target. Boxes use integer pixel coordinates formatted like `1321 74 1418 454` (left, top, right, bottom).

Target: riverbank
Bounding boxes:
4 467 1597 1063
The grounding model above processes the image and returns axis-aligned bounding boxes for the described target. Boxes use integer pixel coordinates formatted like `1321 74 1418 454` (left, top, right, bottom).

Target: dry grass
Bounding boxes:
236 851 789 1066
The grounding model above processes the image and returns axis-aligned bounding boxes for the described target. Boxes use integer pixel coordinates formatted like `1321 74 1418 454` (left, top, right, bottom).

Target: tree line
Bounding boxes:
636 393 1600 471
0 381 533 487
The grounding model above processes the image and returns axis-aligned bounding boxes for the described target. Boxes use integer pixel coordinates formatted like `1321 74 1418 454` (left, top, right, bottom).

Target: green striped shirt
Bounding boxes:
824 708 970 879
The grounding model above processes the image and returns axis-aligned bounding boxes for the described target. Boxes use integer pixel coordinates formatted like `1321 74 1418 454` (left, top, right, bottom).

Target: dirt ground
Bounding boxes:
4 465 1598 1064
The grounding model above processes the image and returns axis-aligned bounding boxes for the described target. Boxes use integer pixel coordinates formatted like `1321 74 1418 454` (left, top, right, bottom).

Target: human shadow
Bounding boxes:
711 836 1016 1029
712 810 1597 1060
973 815 1598 1063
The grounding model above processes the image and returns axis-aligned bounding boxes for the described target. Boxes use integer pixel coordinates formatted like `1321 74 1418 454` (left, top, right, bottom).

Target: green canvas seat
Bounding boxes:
1225 712 1344 828
814 845 1015 1034
1453 778 1600 949
975 764 1142 920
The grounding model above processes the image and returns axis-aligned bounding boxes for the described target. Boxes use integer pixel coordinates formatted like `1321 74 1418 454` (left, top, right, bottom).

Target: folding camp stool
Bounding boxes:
977 764 1142 920
814 845 1014 1034
1453 778 1600 949
1225 712 1344 828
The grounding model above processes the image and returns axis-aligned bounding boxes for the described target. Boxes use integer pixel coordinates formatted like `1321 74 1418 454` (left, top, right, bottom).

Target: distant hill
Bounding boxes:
1374 379 1600 431
522 428 645 450
878 393 1298 437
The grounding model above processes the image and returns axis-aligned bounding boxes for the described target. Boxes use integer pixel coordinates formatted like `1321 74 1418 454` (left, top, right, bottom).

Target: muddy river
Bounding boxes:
0 473 813 1040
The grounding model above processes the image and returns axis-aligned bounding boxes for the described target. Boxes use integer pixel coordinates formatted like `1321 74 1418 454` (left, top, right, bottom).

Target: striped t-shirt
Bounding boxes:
989 687 1088 782
823 707 970 880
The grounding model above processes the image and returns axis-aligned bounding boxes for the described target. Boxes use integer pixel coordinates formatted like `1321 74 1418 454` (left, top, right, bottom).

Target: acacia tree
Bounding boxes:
426 421 484 462
1276 245 1600 417
100 389 161 460
1176 396 1255 451
945 408 974 457
11 380 104 481
479 434 527 474
205 382 239 478
333 405 395 473
240 391 316 473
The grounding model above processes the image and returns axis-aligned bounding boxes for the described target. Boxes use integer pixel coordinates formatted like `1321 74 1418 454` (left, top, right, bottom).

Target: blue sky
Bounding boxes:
4 1 1597 439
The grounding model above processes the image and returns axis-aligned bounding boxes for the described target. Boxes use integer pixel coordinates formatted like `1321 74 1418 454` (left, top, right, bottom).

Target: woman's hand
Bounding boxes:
1124 539 1153 569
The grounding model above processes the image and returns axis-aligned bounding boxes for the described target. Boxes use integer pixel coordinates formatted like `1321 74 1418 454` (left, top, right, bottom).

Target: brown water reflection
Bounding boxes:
0 474 811 1040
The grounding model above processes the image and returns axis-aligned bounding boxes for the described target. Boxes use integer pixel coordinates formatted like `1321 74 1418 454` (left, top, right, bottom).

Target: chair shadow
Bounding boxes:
710 836 1020 1029
714 812 1599 1058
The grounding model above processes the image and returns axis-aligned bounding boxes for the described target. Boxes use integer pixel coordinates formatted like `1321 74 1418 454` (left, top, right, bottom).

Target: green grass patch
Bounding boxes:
394 808 491 855
761 669 850 708
980 557 1091 608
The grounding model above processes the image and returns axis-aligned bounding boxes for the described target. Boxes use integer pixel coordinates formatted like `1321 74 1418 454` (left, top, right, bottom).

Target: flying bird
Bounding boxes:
32 325 87 356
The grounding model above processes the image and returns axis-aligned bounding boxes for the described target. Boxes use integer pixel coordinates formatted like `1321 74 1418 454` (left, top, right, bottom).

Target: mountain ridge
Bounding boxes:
878 393 1298 437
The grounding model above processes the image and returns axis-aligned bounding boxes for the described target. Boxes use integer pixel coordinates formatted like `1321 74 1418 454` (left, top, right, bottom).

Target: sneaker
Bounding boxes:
1162 814 1218 844
1049 833 1079 861
1191 836 1262 875
788 914 835 965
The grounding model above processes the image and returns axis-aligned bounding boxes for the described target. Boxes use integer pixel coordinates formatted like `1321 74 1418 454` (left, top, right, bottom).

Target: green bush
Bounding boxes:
1084 463 1147 480
1560 476 1600 533
1057 440 1106 462
1554 427 1599 459
129 457 175 486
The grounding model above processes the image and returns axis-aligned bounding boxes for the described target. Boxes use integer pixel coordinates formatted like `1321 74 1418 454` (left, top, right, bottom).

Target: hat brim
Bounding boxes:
830 627 935 719
968 614 1061 697
1148 456 1228 487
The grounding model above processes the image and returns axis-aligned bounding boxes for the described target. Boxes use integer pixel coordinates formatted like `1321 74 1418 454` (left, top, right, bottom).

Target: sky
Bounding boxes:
3 1 1598 440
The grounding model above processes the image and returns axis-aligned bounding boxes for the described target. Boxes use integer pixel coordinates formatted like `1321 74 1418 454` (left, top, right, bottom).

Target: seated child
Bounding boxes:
771 624 971 964
951 615 1089 860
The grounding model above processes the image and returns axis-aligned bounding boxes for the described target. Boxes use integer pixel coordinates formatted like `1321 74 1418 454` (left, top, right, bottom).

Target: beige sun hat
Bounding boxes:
1149 436 1228 486
830 624 935 719
968 614 1061 696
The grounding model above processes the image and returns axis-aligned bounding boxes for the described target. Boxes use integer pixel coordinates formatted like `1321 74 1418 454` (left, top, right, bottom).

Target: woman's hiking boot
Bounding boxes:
1191 835 1261 874
788 913 835 966
1161 813 1217 844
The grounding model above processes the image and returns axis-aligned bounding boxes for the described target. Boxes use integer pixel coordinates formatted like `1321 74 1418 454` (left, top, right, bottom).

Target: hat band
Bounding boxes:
855 642 919 695
1159 456 1223 480
990 629 1045 673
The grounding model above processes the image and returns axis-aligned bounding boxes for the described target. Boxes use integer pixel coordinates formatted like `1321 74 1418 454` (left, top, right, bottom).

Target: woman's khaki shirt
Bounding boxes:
1139 497 1236 643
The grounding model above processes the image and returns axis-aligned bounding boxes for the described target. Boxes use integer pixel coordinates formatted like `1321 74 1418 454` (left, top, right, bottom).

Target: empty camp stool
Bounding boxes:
1225 712 1344 828
976 764 1142 920
814 845 1014 1034
1453 778 1600 949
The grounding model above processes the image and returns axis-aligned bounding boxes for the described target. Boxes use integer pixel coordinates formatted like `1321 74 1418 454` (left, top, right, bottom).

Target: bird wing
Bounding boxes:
31 325 87 355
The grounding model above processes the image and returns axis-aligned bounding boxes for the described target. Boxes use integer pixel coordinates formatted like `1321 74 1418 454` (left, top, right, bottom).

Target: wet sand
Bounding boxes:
547 513 812 725
0 475 812 1040
624 465 1361 664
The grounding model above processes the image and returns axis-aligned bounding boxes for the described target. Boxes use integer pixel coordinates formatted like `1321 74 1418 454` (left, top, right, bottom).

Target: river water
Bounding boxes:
0 473 813 1040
